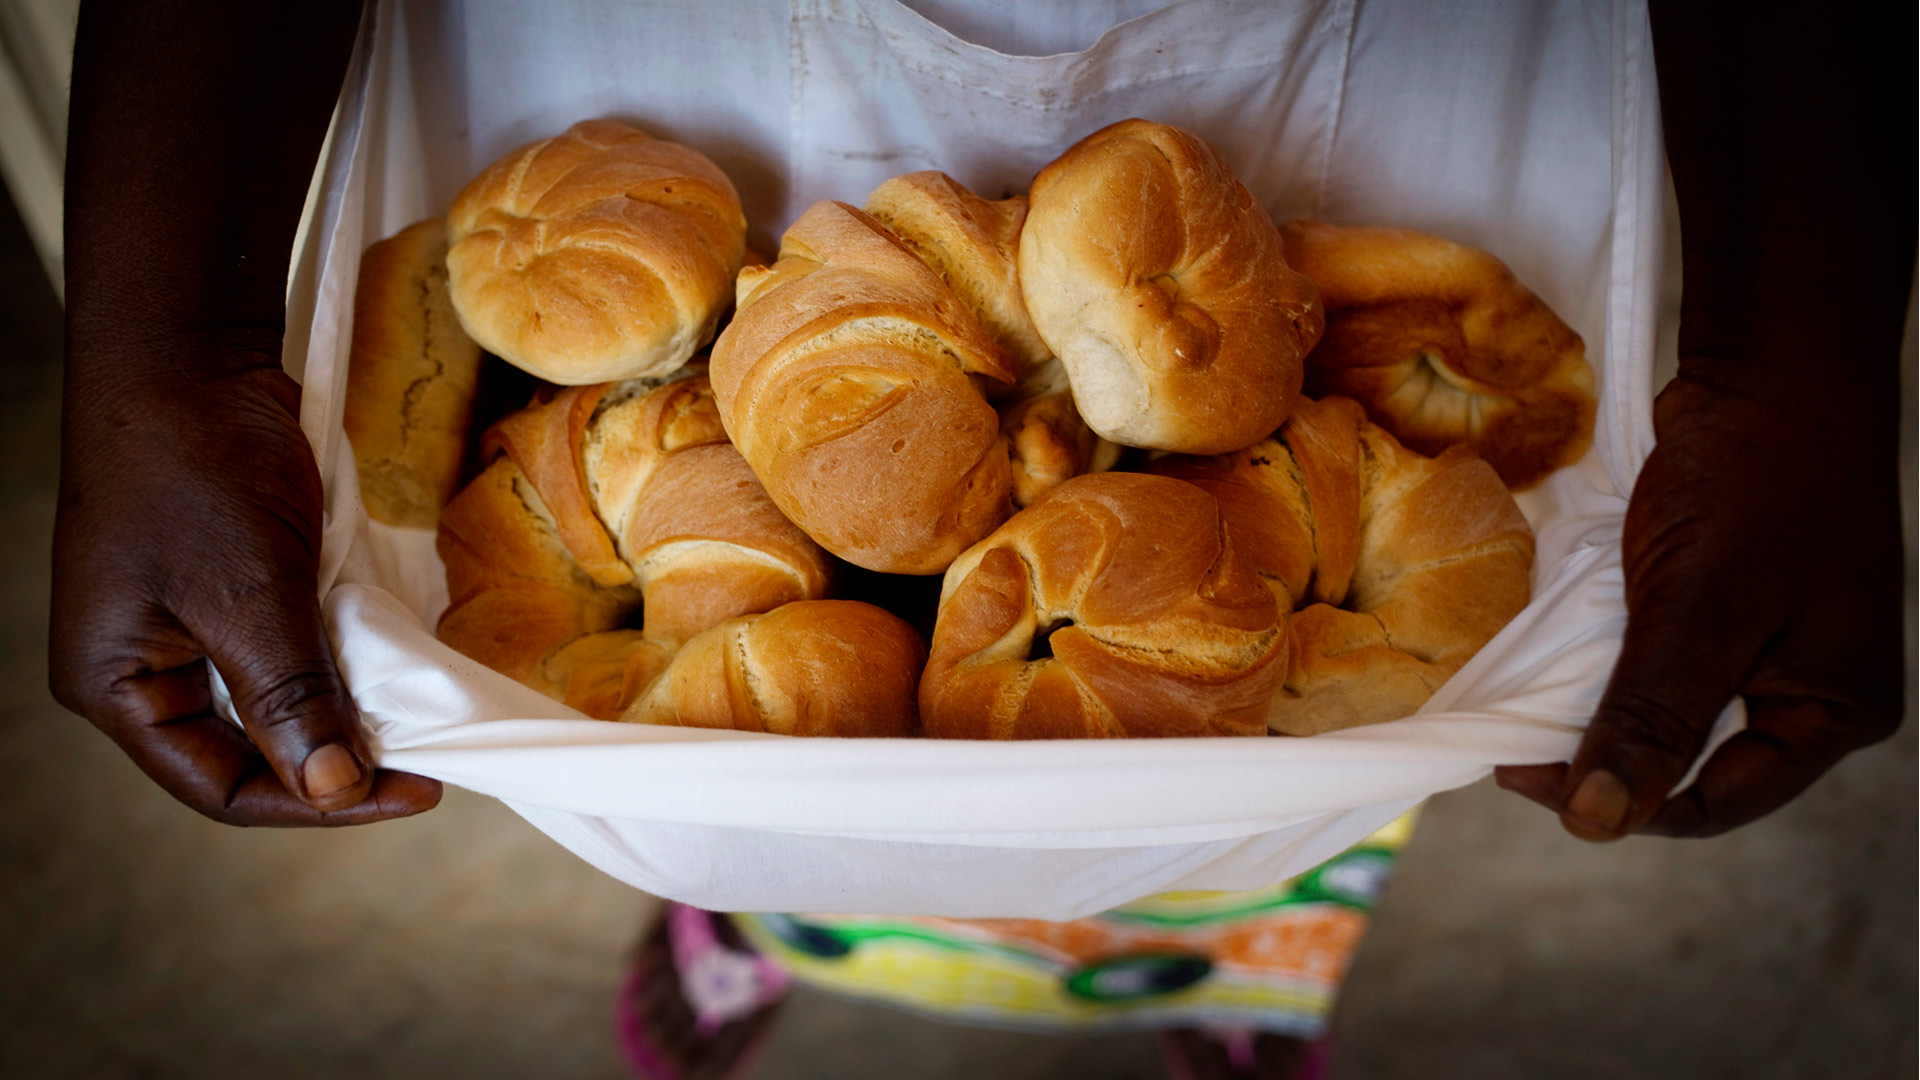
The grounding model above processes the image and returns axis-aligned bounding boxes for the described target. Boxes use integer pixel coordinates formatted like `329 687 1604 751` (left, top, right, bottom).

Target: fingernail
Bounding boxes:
1563 768 1631 840
302 743 364 799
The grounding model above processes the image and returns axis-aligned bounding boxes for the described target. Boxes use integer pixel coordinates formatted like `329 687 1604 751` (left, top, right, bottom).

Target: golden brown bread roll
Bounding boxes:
343 219 483 527
1018 119 1324 454
446 119 747 385
621 600 925 737
709 199 1017 575
1151 396 1534 735
437 374 834 719
919 472 1288 739
1279 220 1596 490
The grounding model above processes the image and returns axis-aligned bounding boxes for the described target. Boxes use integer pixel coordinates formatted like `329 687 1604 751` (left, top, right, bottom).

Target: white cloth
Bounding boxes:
265 0 1741 919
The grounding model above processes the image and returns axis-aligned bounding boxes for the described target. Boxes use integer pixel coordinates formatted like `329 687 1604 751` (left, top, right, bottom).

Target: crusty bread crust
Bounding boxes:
343 219 482 527
920 472 1288 739
436 376 835 719
483 382 631 587
435 455 660 718
865 172 1116 508
623 600 925 737
446 119 746 384
998 367 1123 508
865 171 1049 380
1152 396 1535 734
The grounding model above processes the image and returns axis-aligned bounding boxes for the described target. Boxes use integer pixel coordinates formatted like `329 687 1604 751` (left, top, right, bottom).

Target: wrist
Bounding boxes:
1651 375 1901 510
60 340 305 480
1671 305 1906 431
64 316 294 394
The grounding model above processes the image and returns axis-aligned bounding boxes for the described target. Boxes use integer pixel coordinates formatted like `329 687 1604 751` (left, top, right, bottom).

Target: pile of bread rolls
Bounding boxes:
345 116 1594 739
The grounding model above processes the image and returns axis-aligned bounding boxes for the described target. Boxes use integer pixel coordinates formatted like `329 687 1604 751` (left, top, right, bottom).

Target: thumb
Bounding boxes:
1562 571 1757 843
193 575 374 813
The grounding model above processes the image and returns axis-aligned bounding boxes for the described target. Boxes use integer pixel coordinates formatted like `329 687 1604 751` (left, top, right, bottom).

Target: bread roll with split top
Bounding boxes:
709 199 1017 574
864 171 1049 380
919 472 1288 739
435 454 646 716
446 119 747 385
1279 220 1596 489
1151 395 1535 734
1018 119 1324 454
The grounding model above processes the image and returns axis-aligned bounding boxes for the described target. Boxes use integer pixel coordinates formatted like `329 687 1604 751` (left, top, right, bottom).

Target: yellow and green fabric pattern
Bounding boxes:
734 811 1417 1036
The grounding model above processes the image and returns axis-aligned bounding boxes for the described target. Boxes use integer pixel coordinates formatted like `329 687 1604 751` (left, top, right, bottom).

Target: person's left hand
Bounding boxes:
1493 375 1904 840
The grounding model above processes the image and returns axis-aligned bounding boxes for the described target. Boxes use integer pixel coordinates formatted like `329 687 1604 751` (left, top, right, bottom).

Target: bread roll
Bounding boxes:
622 600 924 737
1152 396 1534 734
919 472 1288 739
446 119 747 385
709 199 1016 575
437 375 834 719
343 220 482 527
1279 220 1596 489
1019 119 1324 454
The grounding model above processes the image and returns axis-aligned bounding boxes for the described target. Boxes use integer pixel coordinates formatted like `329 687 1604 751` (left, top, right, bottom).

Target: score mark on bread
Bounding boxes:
343 219 483 528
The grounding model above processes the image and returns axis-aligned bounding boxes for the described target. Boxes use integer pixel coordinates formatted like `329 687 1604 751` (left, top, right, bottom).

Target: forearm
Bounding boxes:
1649 3 1914 415
64 0 361 383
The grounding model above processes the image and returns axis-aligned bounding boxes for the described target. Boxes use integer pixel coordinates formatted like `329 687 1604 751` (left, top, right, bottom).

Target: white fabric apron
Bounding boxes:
253 0 1736 918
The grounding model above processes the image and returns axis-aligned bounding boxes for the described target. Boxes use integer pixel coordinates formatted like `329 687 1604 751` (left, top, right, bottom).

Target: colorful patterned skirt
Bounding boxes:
732 811 1417 1038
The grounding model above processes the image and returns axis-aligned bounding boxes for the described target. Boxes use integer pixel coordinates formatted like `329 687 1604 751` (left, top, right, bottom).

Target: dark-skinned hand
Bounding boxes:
49 342 441 826
1494 375 1903 839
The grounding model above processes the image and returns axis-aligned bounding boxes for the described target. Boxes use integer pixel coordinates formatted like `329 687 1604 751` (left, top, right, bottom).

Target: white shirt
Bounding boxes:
300 0 1675 917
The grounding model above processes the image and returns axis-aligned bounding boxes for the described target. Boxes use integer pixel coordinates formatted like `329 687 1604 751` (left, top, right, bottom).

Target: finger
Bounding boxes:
98 663 442 826
160 718 440 826
1493 762 1569 812
1639 697 1862 838
185 572 375 814
1559 594 1755 843
219 763 445 827
116 658 215 719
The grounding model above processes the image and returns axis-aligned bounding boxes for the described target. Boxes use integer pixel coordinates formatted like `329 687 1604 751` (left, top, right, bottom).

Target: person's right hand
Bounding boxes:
49 340 442 826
